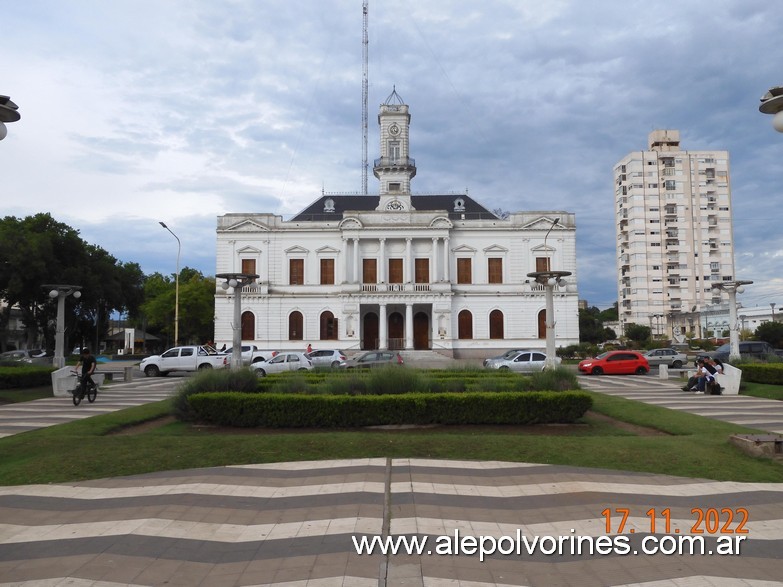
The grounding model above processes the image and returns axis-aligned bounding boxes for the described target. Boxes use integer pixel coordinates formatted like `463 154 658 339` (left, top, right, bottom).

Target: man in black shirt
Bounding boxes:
76 347 97 399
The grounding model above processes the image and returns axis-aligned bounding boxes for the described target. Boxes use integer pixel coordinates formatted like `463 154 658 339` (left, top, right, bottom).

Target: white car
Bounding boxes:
250 352 313 376
305 349 348 368
483 350 561 373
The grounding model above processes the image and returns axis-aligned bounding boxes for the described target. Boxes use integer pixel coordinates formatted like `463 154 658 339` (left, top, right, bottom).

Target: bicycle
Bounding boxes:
71 371 98 406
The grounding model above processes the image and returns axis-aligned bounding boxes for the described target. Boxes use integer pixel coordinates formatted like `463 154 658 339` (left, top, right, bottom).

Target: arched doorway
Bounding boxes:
458 310 473 339
363 312 379 350
241 311 255 341
388 312 404 350
289 311 303 340
413 312 429 350
538 309 546 339
320 311 338 340
489 310 504 339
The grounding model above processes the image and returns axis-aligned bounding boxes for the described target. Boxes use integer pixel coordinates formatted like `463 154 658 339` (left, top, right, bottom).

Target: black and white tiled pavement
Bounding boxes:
1 376 782 585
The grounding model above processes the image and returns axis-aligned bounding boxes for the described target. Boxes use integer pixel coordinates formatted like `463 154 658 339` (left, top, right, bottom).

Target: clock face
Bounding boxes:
389 124 400 136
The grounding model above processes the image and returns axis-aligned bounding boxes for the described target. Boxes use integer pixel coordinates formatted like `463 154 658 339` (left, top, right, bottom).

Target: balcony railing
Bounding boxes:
373 156 416 168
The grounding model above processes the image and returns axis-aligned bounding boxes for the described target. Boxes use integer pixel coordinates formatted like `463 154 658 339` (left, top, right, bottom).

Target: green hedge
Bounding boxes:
186 391 592 428
737 363 783 385
0 366 55 389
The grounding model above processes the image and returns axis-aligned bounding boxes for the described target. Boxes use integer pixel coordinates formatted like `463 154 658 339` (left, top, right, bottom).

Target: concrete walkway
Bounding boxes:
0 373 782 586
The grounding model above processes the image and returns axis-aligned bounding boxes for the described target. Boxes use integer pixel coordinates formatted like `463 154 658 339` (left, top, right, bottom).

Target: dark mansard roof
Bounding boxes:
289 194 500 222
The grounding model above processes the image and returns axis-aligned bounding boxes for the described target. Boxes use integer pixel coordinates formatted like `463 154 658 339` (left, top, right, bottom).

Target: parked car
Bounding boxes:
222 345 278 365
483 350 560 372
305 349 348 368
643 348 688 368
340 351 404 369
482 349 526 367
0 349 51 365
140 345 228 377
250 352 313 376
701 341 783 364
578 351 649 375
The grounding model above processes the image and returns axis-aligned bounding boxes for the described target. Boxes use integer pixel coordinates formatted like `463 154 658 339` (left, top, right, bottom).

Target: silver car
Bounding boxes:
483 350 560 372
251 352 313 376
643 348 688 368
305 349 348 368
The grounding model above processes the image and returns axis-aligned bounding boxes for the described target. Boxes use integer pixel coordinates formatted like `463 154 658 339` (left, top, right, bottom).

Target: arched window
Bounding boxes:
289 311 303 340
320 311 338 340
489 310 504 339
241 311 255 341
538 309 546 339
458 310 473 340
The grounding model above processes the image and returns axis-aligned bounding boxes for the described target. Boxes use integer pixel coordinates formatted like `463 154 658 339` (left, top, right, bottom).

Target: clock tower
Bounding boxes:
374 87 417 211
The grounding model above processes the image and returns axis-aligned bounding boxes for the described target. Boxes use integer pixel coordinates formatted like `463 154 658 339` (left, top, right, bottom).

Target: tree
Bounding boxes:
140 268 216 346
0 214 145 352
579 306 616 344
625 323 652 344
755 321 783 348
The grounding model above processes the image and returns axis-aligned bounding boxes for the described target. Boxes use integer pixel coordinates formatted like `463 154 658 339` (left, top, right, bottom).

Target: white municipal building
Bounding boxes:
214 89 580 358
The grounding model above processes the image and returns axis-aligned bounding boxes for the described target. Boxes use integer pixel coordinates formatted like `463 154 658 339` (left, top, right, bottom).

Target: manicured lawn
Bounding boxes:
0 386 53 404
0 391 781 486
742 381 783 401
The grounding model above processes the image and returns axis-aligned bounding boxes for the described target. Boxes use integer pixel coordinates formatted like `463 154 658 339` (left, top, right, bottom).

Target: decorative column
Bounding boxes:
405 303 414 349
353 238 360 284
443 237 450 281
432 237 439 282
379 238 386 283
379 304 388 350
405 238 413 283
341 238 349 283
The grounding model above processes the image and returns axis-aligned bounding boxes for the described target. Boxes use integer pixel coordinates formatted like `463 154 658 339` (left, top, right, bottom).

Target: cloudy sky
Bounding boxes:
3 0 782 310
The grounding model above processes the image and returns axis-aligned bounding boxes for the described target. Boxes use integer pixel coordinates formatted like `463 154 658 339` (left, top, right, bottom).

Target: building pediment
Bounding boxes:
522 216 566 231
452 244 477 254
339 217 364 230
483 244 509 253
316 245 340 255
531 244 555 253
237 246 262 254
222 219 271 232
285 245 309 255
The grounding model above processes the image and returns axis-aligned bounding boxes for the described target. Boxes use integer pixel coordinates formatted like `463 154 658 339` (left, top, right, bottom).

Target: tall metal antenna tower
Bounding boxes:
361 0 369 194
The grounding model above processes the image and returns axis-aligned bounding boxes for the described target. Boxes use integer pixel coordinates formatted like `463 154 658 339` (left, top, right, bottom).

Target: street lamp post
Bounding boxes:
42 285 82 369
711 280 753 363
0 95 21 141
529 217 569 370
216 273 259 369
771 303 776 322
759 86 783 133
159 222 181 346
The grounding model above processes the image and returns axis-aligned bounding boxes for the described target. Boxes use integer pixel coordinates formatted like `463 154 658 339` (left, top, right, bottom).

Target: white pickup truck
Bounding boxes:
140 345 228 377
222 344 278 365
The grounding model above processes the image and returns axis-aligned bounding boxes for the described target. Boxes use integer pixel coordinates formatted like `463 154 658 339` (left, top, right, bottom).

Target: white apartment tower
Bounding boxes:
615 130 735 338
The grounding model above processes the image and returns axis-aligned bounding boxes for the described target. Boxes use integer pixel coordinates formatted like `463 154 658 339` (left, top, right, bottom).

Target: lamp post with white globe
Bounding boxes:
216 273 258 369
43 285 82 369
759 86 783 133
527 270 571 370
711 280 753 363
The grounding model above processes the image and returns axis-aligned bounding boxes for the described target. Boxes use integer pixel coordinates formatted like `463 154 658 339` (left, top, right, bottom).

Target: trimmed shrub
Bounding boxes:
524 367 580 392
172 367 259 420
737 363 783 385
185 390 593 428
0 366 55 389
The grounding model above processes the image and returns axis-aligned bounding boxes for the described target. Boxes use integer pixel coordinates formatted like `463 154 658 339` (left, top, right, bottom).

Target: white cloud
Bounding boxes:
2 0 783 310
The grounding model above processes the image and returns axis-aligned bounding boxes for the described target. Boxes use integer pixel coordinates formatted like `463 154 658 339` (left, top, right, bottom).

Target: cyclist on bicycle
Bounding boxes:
75 347 97 399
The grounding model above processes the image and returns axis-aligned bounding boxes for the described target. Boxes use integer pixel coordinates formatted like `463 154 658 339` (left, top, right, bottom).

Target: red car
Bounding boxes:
578 351 649 375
